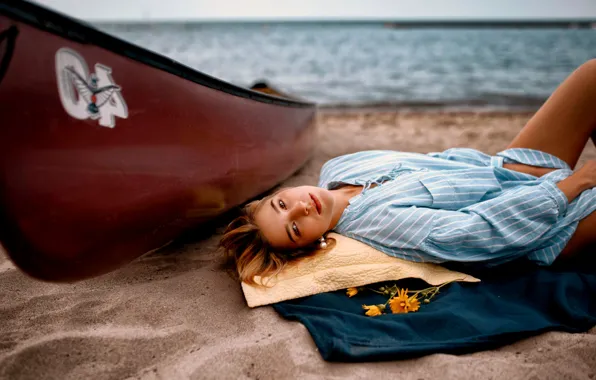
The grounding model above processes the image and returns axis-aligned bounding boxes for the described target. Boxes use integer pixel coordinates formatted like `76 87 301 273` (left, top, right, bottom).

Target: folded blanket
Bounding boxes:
242 233 479 307
273 260 596 362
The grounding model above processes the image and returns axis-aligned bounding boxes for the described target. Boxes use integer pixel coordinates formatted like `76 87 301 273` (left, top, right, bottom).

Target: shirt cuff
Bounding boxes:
490 155 504 168
539 181 568 216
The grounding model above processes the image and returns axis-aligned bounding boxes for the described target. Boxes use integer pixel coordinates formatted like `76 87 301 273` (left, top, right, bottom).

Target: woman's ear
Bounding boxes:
319 236 336 252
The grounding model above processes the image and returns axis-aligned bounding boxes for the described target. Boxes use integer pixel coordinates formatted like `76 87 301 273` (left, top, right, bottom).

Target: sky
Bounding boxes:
34 0 596 22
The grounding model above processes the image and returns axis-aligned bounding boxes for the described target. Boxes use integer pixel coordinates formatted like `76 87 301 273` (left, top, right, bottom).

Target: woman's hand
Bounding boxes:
557 160 596 203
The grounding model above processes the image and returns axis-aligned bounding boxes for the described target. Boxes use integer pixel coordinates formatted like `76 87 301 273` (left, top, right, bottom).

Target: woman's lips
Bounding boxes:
310 193 322 214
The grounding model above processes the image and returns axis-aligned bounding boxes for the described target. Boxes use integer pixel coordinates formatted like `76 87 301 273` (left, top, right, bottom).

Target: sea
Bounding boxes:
96 22 596 110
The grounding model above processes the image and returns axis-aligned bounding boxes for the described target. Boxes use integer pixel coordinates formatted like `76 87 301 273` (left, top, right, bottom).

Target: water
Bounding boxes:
97 22 596 109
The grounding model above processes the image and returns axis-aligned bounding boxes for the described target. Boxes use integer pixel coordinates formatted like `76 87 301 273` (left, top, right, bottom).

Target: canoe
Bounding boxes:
0 2 316 281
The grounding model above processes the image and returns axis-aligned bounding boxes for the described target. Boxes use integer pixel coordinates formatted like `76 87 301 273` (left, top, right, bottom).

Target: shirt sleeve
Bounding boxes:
422 180 568 263
427 148 504 168
497 148 570 170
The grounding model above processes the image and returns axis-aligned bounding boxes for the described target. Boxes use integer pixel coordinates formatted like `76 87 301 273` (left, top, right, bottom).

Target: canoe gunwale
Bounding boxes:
0 1 315 108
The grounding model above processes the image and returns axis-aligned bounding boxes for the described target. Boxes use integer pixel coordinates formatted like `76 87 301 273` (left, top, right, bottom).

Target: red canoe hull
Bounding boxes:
0 3 316 281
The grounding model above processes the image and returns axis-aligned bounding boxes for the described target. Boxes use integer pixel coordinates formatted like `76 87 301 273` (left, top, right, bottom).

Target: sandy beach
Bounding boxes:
1 109 595 380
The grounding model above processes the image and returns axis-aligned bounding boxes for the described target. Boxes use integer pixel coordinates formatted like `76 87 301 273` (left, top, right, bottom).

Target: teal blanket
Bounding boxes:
273 260 596 361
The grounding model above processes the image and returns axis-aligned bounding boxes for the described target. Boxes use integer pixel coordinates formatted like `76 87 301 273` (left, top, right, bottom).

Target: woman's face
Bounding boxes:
253 186 336 250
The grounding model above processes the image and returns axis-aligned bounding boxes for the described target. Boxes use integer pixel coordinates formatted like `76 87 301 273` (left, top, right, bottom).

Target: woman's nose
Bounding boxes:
291 200 311 217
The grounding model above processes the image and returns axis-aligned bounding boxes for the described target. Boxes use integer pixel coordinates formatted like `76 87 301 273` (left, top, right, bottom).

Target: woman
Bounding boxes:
221 59 596 284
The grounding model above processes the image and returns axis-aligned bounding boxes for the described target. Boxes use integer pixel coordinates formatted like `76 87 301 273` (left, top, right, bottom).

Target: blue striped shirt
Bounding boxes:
318 148 596 266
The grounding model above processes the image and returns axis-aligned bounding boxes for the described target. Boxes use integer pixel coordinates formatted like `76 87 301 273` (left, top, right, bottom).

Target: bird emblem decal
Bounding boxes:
65 68 121 120
55 48 128 128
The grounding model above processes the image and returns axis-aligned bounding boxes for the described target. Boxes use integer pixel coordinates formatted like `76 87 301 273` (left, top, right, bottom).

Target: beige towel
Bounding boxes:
242 233 480 307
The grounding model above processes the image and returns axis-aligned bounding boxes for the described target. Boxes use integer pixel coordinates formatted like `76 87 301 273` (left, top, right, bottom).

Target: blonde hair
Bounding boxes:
219 192 333 285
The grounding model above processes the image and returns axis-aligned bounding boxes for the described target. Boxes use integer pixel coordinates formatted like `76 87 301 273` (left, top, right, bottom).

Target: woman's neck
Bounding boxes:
328 185 364 229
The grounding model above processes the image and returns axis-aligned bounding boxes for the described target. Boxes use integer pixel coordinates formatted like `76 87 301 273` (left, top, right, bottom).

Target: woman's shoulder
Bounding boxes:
317 150 426 188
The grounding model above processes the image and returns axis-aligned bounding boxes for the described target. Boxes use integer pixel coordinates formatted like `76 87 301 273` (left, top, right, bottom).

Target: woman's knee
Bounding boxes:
582 58 596 70
575 59 596 82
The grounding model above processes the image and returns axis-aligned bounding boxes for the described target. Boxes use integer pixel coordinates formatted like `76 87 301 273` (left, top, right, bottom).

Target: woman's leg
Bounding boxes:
503 59 596 259
556 212 596 261
506 59 596 169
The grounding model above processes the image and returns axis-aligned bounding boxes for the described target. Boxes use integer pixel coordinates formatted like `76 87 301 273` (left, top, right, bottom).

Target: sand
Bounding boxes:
1 109 595 380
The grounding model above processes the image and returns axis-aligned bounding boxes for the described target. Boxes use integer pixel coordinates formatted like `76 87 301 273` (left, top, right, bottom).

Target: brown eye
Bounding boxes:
292 222 300 237
279 200 286 210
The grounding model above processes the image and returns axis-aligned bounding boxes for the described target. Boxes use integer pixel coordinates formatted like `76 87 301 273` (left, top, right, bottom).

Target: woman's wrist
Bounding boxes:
556 173 591 203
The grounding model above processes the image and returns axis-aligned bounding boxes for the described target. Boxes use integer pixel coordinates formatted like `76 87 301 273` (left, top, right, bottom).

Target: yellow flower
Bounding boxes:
389 288 410 314
346 287 358 297
362 304 384 317
407 296 421 312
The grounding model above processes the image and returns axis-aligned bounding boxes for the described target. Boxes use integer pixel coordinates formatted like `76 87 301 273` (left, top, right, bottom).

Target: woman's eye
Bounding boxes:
279 200 286 210
292 222 301 237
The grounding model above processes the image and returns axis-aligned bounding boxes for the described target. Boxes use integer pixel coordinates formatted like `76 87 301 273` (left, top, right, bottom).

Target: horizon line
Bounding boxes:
91 17 596 24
